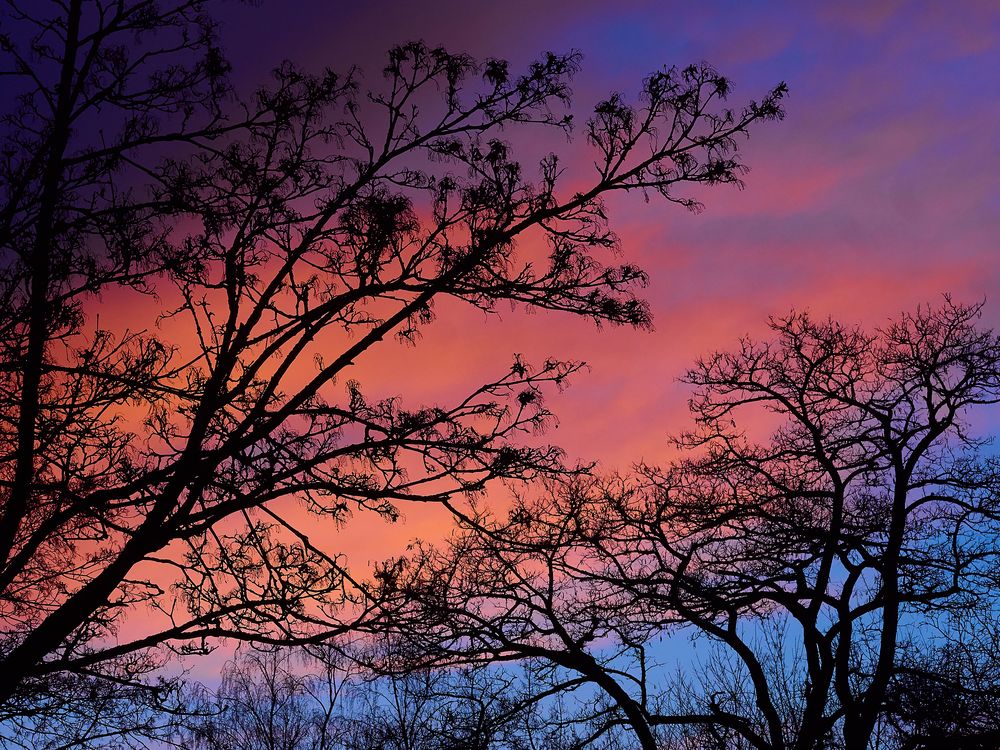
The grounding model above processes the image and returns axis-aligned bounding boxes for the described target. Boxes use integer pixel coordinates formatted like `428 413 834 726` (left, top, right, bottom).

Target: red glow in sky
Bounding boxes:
147 1 1000 557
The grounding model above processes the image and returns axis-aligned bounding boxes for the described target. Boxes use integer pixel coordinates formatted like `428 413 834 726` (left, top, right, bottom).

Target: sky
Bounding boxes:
203 0 1000 556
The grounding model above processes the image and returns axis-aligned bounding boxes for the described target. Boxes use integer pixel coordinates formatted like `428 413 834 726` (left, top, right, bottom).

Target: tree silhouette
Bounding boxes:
369 301 1000 750
0 0 786 725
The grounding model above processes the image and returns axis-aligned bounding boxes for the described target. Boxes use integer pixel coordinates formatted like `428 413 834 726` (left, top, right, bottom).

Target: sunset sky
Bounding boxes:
7 0 1000 732
207 1 1000 551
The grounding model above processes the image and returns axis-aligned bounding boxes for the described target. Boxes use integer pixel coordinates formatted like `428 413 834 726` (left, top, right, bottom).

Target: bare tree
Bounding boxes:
369 301 1000 750
0 0 786 729
181 646 355 750
630 300 1000 750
